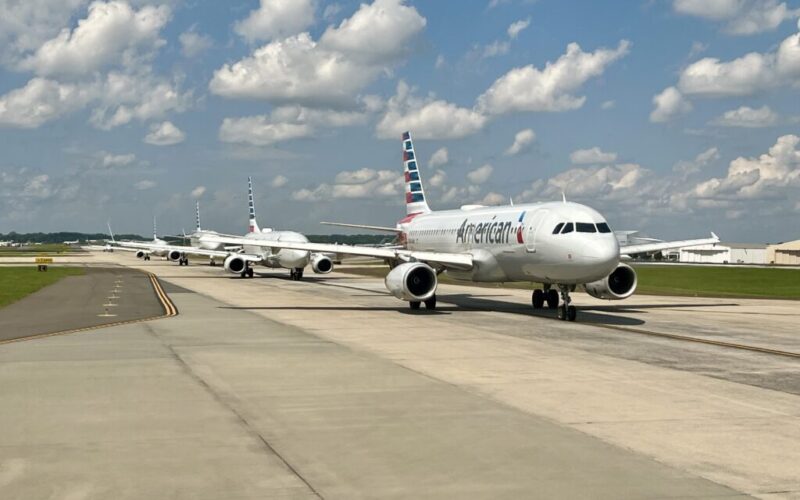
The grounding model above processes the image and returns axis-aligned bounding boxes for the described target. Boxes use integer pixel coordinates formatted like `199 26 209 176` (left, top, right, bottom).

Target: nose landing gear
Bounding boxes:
557 285 577 322
531 287 560 310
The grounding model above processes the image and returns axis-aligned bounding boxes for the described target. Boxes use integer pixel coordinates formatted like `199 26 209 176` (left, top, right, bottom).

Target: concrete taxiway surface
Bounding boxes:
1 251 798 498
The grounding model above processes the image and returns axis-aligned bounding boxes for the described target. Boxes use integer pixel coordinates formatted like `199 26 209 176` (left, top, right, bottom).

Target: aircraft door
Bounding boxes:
524 209 549 253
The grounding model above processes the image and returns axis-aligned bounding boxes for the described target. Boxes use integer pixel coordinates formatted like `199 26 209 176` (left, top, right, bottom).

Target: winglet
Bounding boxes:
107 221 116 243
561 192 567 203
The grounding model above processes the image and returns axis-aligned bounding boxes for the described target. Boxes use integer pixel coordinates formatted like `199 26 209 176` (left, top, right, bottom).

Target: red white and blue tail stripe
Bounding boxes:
248 176 260 233
402 131 431 216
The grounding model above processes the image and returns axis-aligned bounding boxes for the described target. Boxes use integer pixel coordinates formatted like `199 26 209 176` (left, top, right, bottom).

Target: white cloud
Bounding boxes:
0 0 88 67
479 192 506 205
601 100 615 110
428 169 446 187
673 147 720 176
687 134 800 200
21 1 170 77
674 0 800 35
0 78 90 128
570 146 618 164
429 147 449 168
179 29 212 58
135 179 156 190
675 27 800 98
319 0 426 64
292 168 403 201
191 186 206 198
89 72 192 130
219 116 311 146
711 105 779 127
219 105 366 146
435 54 446 69
467 164 494 184
505 128 536 156
376 81 487 139
507 18 531 39
102 152 135 167
271 175 289 187
212 0 426 106
478 40 510 59
649 86 692 123
144 121 186 145
541 163 648 200
235 0 315 43
477 40 630 114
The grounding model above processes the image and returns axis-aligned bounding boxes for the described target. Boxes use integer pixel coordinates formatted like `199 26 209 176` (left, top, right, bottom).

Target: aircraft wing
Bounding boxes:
114 241 234 259
320 221 402 233
620 232 719 256
203 235 474 270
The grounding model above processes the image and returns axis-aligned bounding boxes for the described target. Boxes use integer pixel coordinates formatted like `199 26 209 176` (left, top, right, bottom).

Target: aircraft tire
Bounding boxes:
424 295 437 310
409 301 421 310
567 305 577 322
532 289 544 309
546 289 559 309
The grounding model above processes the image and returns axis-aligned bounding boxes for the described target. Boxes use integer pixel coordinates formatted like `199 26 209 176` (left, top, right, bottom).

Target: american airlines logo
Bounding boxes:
456 218 517 245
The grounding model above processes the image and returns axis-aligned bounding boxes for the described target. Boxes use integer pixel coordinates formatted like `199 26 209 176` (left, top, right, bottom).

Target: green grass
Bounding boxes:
0 266 85 309
632 265 800 300
0 244 77 255
334 265 800 300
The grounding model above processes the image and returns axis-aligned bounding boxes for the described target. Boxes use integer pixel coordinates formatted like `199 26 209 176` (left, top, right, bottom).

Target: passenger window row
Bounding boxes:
552 222 612 234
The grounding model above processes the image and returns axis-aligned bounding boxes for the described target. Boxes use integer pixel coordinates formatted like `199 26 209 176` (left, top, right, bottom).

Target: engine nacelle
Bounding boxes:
224 255 247 274
583 263 637 300
168 249 183 262
310 254 333 274
384 262 437 301
135 250 146 259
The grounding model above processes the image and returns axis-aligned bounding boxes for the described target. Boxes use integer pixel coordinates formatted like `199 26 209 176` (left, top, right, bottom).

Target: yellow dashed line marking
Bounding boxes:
0 272 177 346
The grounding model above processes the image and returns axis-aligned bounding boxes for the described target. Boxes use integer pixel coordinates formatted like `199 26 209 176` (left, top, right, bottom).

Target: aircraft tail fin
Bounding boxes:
402 131 431 216
153 216 157 241
248 176 260 233
107 221 116 243
196 201 201 232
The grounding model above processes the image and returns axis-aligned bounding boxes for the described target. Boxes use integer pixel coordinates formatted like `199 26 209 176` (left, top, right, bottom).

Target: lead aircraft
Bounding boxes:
204 132 720 321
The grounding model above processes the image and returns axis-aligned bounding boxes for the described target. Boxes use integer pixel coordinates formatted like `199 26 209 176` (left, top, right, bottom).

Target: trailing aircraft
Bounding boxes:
202 131 719 321
107 178 336 278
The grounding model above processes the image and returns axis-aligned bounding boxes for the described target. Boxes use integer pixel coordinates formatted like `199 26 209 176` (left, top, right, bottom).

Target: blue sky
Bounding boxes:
1 0 799 242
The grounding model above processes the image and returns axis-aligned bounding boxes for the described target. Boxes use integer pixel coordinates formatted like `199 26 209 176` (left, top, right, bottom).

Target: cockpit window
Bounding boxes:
576 222 596 233
596 222 611 233
561 222 574 234
552 222 564 234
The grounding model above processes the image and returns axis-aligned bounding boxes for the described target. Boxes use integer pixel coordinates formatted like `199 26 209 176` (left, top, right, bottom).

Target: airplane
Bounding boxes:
216 177 335 279
201 131 719 321
109 217 171 261
104 178 337 278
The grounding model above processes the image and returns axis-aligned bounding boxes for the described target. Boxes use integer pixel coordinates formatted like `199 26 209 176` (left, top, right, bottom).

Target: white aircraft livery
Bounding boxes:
116 177 335 277
204 132 719 321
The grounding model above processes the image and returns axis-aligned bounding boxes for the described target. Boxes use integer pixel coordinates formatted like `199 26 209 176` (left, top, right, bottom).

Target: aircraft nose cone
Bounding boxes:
583 237 620 266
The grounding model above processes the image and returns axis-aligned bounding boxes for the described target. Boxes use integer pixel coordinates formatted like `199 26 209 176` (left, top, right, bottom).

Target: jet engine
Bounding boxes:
583 263 637 300
223 255 247 274
384 262 437 301
310 254 333 274
168 250 182 262
135 250 146 259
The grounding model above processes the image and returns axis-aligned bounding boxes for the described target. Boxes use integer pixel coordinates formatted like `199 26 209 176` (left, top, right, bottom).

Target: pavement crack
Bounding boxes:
140 323 324 499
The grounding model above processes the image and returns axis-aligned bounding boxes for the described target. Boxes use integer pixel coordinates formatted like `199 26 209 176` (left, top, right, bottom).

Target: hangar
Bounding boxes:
679 243 767 264
767 239 800 265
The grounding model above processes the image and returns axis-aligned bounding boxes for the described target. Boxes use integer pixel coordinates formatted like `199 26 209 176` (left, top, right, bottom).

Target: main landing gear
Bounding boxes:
209 259 217 267
240 266 254 278
532 285 577 321
178 257 189 266
143 255 151 261
289 268 304 281
409 294 437 311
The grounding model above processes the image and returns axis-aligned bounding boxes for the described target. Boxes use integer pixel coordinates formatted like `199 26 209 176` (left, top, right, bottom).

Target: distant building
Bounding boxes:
767 240 800 265
679 243 767 264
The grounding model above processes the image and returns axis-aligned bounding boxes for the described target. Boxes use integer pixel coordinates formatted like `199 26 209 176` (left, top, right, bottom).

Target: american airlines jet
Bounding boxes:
111 178 336 278
204 132 718 321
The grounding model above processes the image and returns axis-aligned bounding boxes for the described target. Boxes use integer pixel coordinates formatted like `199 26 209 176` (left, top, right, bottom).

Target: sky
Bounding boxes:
0 0 799 243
